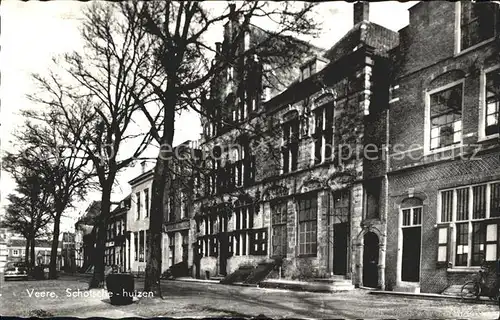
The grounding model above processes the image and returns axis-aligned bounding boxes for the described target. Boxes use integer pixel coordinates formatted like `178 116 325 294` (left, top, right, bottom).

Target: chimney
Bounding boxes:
353 1 369 25
229 3 236 17
140 160 146 174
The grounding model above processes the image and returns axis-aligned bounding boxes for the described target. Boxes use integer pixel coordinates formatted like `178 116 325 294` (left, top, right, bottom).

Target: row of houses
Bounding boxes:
0 226 74 270
79 1 500 294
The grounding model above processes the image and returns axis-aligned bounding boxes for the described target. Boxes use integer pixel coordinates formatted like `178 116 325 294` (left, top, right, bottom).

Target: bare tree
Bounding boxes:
119 0 321 296
8 117 94 279
28 2 165 287
2 164 53 266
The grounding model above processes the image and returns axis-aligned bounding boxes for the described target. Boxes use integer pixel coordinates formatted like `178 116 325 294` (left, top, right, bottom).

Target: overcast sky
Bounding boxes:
0 1 417 232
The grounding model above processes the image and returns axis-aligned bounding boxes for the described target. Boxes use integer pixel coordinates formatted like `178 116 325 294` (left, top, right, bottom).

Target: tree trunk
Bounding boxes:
144 84 177 297
49 214 62 279
25 237 30 266
144 151 169 297
30 237 36 266
89 183 112 288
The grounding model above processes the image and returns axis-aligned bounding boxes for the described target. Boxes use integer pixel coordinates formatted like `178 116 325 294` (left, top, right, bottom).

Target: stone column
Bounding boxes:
354 241 363 287
129 232 135 272
378 237 386 290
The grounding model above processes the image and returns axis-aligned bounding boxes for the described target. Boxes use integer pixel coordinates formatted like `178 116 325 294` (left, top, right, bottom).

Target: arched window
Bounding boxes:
282 110 299 173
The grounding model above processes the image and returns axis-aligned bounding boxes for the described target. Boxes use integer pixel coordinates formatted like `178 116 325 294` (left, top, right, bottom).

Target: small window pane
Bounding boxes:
487 224 498 242
413 207 422 225
438 228 448 244
438 246 448 262
486 244 497 261
402 209 411 226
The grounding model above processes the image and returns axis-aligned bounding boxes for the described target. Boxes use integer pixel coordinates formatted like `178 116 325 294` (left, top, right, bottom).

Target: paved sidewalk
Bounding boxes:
370 290 498 305
2 275 499 318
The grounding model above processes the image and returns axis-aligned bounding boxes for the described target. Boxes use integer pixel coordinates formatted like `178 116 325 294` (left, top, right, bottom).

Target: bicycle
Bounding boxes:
460 263 500 301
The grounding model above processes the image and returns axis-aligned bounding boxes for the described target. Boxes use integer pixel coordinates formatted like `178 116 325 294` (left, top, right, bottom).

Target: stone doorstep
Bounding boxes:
370 290 498 305
174 277 220 284
259 279 355 292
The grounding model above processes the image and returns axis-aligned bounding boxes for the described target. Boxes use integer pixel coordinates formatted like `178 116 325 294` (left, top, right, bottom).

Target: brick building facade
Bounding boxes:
386 1 500 293
191 2 401 289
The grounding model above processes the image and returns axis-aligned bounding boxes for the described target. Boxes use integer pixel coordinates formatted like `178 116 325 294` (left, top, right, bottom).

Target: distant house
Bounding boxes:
105 196 130 272
8 238 62 268
75 201 101 271
126 167 153 274
61 232 77 272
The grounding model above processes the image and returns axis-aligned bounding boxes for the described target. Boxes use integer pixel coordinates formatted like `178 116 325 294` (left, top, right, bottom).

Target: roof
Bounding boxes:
9 238 58 248
264 20 399 112
75 201 101 227
323 21 399 62
110 195 131 217
128 141 198 186
128 169 155 186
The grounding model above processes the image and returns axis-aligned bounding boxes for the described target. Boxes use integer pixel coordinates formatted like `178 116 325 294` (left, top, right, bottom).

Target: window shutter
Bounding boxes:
437 226 449 265
228 234 233 257
485 223 498 261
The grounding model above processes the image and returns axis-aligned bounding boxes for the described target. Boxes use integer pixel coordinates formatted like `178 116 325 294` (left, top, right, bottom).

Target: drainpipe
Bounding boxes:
380 83 391 291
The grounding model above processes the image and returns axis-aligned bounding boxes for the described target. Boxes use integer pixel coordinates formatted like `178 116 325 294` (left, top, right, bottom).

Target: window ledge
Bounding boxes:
454 37 496 58
423 144 464 157
478 134 499 143
447 267 481 273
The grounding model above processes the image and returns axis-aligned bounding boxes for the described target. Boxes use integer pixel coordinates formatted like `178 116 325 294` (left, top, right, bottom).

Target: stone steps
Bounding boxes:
260 278 355 292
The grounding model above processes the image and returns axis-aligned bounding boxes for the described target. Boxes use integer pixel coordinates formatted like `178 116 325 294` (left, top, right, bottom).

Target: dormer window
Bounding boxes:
301 59 317 81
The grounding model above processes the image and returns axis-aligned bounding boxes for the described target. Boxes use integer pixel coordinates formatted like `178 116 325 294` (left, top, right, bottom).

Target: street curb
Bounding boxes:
370 290 497 305
172 277 221 284
173 278 258 287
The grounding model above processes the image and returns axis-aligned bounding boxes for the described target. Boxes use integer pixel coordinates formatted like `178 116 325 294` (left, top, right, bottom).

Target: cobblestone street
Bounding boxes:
0 274 499 319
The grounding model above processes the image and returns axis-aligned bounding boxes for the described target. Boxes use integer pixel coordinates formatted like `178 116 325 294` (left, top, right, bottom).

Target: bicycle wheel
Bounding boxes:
461 281 480 300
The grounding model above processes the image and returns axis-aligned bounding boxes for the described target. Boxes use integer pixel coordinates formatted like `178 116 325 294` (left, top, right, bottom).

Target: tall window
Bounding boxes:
438 181 500 267
282 116 299 173
136 192 141 220
180 192 186 219
168 194 175 222
485 67 500 137
145 230 150 263
144 189 149 218
364 179 381 219
169 234 175 267
232 145 245 187
134 232 138 261
138 230 145 262
429 83 463 150
182 232 189 263
332 189 350 224
234 200 254 256
313 106 334 164
271 201 287 257
459 1 496 51
298 194 318 256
